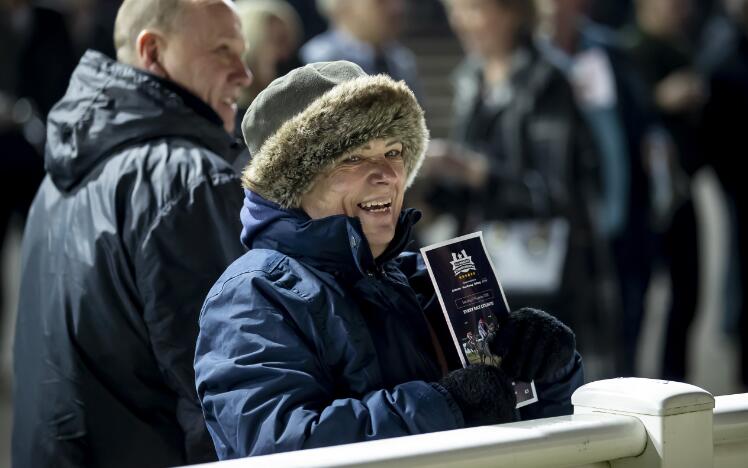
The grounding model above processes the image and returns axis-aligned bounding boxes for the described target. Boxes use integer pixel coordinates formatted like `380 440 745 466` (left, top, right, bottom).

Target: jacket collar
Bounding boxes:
154 72 224 128
240 190 420 278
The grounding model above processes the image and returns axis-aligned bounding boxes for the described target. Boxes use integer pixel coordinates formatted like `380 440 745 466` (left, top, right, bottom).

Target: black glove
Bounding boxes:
487 308 575 382
438 364 517 427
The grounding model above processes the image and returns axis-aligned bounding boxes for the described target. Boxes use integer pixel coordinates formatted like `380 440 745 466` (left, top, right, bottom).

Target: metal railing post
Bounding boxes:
572 378 715 468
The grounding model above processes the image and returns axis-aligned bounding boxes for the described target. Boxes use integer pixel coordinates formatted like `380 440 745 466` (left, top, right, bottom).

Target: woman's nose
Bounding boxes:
369 158 400 183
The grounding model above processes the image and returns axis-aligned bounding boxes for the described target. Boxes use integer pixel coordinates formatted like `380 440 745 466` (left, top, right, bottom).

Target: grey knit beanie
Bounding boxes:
241 61 429 208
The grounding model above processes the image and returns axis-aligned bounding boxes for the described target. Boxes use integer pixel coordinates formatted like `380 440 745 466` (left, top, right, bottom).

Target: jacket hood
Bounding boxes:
240 190 419 276
45 50 236 191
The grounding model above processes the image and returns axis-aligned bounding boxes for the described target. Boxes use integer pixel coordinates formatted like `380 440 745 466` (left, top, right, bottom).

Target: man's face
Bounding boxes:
301 138 407 260
345 0 405 45
446 0 521 58
160 1 252 133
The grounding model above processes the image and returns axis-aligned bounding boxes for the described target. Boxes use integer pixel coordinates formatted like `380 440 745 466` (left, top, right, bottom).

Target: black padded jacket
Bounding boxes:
12 50 245 468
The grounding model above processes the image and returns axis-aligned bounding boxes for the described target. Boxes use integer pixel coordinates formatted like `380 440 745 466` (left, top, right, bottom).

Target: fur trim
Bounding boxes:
241 74 428 208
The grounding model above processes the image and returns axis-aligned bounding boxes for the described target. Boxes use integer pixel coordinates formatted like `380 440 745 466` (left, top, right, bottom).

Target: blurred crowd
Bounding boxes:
1 0 747 389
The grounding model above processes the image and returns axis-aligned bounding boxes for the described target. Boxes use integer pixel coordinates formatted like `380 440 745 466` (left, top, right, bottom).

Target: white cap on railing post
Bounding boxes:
572 378 715 468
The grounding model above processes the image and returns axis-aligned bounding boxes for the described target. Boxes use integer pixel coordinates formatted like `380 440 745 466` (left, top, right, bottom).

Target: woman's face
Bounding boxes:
301 139 406 259
446 0 522 58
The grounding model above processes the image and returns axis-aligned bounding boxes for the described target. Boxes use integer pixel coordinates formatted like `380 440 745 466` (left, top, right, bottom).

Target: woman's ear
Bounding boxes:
136 30 168 78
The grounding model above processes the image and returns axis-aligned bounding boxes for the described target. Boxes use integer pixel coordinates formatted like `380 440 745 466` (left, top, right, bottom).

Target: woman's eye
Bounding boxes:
385 149 402 159
345 155 362 163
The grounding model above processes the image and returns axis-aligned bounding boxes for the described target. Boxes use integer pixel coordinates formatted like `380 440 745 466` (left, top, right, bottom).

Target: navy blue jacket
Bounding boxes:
194 191 584 459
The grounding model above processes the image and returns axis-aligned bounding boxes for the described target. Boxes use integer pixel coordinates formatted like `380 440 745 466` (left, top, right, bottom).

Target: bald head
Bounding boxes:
115 0 180 65
114 0 241 65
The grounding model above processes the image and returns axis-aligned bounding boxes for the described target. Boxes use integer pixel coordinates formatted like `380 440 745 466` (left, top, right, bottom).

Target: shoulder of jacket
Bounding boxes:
389 43 417 63
110 137 241 246
108 135 236 181
205 249 333 305
119 137 238 201
300 32 339 62
153 136 236 178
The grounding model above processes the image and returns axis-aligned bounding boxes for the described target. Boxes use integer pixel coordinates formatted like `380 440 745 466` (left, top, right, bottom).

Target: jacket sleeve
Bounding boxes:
194 271 465 459
135 173 245 463
572 95 603 235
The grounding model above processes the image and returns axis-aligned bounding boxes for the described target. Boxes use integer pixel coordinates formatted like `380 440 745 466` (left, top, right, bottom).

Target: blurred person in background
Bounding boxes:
697 0 745 374
702 0 748 390
286 0 328 42
415 0 603 356
300 0 423 99
0 0 76 352
586 0 717 33
234 0 303 135
624 0 707 382
12 0 251 466
64 0 121 58
535 0 657 376
0 0 77 117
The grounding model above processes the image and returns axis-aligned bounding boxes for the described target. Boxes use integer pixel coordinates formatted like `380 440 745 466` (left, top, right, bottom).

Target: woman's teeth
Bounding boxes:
358 200 392 212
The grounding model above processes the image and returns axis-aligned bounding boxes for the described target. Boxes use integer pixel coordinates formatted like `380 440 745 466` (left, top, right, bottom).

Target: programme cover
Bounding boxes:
420 232 538 408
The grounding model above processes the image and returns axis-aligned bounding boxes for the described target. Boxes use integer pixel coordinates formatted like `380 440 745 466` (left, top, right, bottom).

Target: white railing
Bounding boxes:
713 393 748 468
191 378 748 468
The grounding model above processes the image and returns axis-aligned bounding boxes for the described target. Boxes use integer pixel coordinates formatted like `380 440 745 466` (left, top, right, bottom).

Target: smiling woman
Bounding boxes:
194 60 584 460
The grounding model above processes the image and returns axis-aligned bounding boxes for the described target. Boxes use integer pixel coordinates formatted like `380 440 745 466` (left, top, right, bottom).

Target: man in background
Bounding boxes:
12 0 251 466
702 0 748 390
624 0 705 383
301 0 423 99
536 0 657 377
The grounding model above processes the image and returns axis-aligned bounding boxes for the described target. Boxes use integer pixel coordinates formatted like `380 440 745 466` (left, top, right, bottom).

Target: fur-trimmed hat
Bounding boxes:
241 61 429 208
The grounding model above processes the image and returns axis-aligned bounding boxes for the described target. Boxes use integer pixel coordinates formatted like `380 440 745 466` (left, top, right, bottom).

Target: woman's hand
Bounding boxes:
438 364 517 427
487 308 576 382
